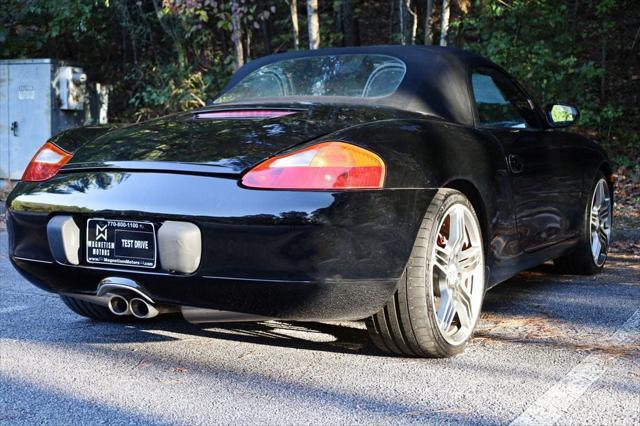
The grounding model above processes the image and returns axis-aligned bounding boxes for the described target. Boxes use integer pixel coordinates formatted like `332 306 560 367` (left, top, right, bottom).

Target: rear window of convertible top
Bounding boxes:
215 54 406 103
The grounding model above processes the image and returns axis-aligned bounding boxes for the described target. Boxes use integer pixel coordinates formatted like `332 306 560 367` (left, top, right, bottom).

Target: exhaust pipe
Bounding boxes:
129 298 178 319
129 298 159 319
108 295 130 316
68 277 180 319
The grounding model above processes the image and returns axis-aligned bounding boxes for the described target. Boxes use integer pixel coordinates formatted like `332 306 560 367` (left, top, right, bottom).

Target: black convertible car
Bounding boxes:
6 46 613 357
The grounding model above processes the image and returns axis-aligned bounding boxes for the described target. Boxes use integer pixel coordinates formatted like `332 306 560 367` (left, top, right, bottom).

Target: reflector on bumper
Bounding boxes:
158 221 202 274
47 216 80 265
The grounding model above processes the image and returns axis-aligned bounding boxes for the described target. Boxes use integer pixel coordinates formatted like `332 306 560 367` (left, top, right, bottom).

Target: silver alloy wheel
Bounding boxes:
430 203 485 345
590 178 612 266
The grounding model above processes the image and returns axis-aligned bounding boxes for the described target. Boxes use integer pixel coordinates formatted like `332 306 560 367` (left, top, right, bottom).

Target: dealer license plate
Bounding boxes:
86 219 156 268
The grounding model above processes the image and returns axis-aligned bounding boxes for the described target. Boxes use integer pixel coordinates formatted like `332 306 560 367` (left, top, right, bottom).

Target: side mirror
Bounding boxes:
546 104 579 127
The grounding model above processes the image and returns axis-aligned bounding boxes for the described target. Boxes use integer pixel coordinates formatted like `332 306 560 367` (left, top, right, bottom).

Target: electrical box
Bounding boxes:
0 59 107 180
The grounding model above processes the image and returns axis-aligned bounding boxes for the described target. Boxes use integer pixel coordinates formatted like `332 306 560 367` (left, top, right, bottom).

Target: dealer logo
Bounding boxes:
96 224 108 241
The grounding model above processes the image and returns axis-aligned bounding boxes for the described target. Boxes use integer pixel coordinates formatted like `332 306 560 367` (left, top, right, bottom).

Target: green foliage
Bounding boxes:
1 0 637 164
465 2 598 117
460 0 638 165
0 0 272 121
128 61 230 121
1 0 111 57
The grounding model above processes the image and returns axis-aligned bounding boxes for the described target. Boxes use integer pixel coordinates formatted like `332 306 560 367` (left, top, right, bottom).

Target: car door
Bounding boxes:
470 67 582 252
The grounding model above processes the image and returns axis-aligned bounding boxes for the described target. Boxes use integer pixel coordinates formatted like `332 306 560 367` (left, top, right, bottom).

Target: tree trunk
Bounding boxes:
307 0 320 49
245 26 251 60
399 0 417 45
566 0 579 38
406 0 418 44
398 0 406 45
388 0 395 43
288 0 300 50
342 0 358 46
262 17 272 54
439 0 450 46
600 36 607 103
424 0 434 44
231 0 244 70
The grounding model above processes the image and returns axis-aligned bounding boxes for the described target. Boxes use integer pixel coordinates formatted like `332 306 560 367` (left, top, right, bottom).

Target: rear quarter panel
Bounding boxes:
323 118 521 286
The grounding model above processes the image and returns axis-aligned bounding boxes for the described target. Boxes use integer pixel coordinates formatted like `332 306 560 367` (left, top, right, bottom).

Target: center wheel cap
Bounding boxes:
447 264 459 283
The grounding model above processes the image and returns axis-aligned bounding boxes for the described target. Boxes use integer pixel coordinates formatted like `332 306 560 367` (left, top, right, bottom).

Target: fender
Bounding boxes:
319 117 521 286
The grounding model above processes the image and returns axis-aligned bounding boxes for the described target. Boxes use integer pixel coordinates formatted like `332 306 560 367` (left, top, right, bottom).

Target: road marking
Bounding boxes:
511 308 640 426
0 304 30 315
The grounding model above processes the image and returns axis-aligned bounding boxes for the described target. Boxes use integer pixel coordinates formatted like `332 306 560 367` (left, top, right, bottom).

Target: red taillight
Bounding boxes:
194 110 296 120
21 142 73 182
242 142 386 190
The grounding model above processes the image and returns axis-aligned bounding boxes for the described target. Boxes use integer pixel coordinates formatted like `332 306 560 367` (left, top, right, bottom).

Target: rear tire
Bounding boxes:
554 173 612 275
366 189 486 357
60 295 127 322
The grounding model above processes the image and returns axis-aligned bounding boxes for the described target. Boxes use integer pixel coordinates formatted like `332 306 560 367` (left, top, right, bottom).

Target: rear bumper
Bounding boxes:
7 171 435 320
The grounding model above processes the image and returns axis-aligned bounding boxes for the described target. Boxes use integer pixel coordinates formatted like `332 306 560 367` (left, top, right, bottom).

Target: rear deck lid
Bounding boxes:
63 104 408 175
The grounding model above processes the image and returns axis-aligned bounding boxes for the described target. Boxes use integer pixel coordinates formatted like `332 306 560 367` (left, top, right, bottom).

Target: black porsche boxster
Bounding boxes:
6 46 613 357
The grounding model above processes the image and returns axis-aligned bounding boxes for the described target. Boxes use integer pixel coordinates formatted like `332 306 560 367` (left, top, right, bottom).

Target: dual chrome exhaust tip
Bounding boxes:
130 298 161 319
68 277 272 323
97 277 171 319
107 295 161 319
108 294 130 316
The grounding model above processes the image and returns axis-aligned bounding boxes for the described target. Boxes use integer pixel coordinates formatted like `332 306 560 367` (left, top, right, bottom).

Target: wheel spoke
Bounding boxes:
598 228 609 255
595 181 605 206
598 227 608 243
456 284 474 330
591 232 601 258
598 204 610 222
437 288 456 331
433 245 451 276
447 207 466 252
458 246 481 273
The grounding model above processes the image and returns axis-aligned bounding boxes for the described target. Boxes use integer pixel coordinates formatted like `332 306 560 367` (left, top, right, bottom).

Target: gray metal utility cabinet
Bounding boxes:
0 59 107 180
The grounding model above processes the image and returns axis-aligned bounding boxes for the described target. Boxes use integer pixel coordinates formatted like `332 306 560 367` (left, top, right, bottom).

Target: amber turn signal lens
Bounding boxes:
241 141 386 190
21 142 73 182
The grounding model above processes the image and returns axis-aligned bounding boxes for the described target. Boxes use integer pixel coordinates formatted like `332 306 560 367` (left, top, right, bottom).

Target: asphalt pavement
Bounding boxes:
1 229 638 425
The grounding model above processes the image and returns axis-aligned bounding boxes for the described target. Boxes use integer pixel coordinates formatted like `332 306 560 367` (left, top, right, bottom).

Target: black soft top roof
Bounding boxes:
219 45 504 127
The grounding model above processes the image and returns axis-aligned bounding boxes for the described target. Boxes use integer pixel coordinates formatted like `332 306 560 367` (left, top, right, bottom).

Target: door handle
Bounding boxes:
10 121 18 137
507 154 524 174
